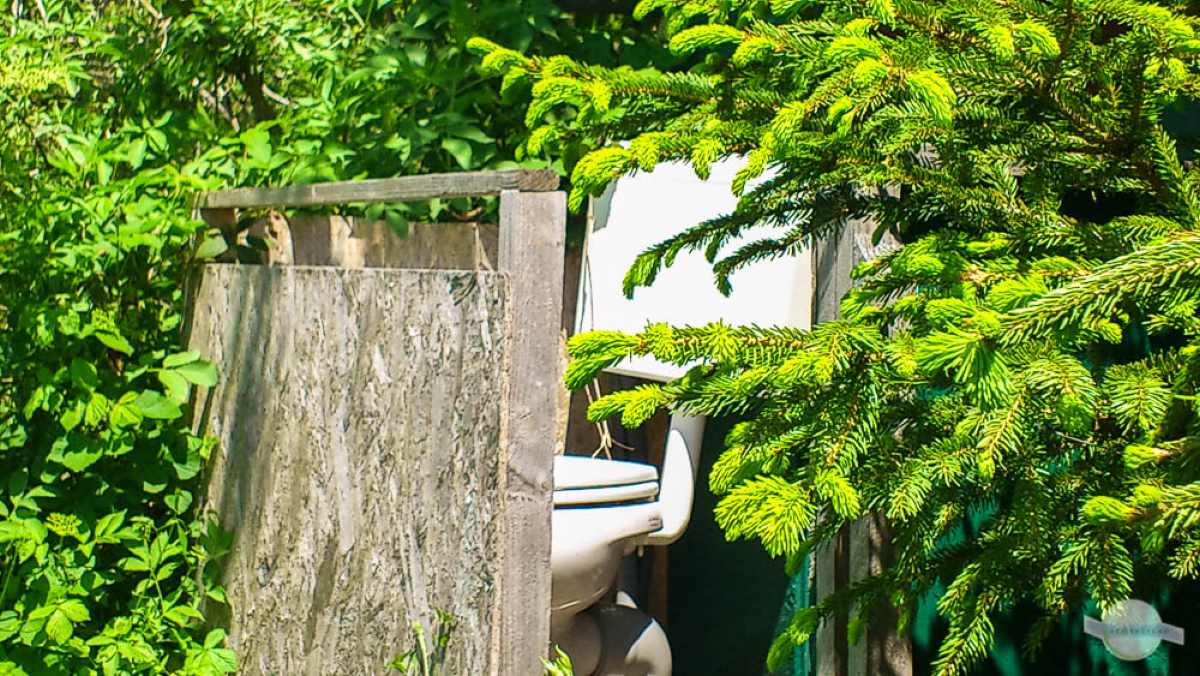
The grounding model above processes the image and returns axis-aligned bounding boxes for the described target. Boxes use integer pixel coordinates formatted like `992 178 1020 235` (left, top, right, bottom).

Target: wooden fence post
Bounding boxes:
494 189 566 675
813 218 912 676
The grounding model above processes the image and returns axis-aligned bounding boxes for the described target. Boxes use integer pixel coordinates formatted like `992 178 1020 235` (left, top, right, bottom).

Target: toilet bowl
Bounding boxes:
550 416 704 676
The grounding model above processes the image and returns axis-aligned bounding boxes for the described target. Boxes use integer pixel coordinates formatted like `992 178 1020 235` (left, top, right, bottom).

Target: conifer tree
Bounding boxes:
474 1 1200 673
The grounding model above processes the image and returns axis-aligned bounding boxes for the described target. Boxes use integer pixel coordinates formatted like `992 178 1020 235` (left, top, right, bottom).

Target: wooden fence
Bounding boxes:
187 171 565 675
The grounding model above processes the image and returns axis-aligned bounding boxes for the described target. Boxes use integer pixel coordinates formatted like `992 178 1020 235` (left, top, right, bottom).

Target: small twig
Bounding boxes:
137 0 162 21
587 381 634 459
198 85 239 131
261 83 293 107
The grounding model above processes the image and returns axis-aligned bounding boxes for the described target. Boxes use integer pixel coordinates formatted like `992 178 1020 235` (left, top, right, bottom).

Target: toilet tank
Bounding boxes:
576 157 813 382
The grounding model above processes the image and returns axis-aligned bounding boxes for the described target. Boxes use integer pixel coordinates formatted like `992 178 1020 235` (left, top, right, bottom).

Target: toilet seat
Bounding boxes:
554 455 660 506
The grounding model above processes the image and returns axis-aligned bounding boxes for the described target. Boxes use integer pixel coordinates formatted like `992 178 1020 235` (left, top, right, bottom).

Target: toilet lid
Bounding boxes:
553 455 659 506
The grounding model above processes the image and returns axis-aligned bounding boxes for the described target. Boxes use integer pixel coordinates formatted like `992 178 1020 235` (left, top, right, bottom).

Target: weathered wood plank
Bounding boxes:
849 513 912 676
813 217 911 676
813 223 855 676
190 265 507 675
198 170 559 209
493 190 566 675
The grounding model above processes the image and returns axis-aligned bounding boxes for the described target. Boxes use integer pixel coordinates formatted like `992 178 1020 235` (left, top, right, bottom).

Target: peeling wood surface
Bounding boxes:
198 169 559 209
190 265 507 675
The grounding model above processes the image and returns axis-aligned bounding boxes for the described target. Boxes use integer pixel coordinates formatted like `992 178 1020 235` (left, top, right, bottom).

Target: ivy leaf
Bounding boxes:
173 448 202 481
133 391 182 420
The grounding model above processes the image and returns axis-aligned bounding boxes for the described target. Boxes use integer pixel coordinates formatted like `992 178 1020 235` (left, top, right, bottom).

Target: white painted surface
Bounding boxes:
576 157 813 381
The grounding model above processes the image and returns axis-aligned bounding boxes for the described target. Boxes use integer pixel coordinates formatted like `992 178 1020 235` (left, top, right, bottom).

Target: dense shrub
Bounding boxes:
0 1 661 672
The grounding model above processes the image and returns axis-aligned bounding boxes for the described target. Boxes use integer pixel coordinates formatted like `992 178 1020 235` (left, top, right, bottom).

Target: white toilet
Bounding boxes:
551 158 811 675
550 416 703 675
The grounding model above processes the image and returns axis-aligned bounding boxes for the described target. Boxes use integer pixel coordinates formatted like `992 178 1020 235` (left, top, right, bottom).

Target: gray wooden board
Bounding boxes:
493 190 566 675
198 170 559 210
812 219 911 676
189 265 507 675
270 216 498 271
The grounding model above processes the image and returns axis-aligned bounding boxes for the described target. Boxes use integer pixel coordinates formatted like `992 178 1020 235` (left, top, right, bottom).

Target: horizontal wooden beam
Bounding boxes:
198 170 560 210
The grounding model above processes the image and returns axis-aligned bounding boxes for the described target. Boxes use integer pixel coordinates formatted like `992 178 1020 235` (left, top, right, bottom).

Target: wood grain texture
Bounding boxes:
493 190 566 676
190 265 507 675
814 218 911 676
282 216 498 271
813 223 855 676
198 170 559 209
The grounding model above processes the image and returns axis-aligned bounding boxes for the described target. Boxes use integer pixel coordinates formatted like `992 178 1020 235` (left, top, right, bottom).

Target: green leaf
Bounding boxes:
85 393 110 427
158 369 191 404
164 604 203 627
59 599 89 623
0 611 20 642
164 489 193 515
69 358 99 391
108 392 142 428
164 350 201 368
44 601 86 643
61 444 103 473
22 386 47 420
127 138 148 168
174 359 218 387
133 390 182 420
94 510 127 543
59 401 85 432
241 126 272 166
173 448 202 481
95 331 133 356
196 234 228 260
440 137 473 169
186 629 237 674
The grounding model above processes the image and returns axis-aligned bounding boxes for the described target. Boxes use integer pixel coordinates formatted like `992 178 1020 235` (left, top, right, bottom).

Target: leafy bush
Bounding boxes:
1 0 661 671
475 0 1200 673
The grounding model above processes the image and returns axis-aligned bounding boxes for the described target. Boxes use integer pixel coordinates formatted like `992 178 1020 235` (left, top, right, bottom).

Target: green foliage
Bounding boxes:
389 610 454 675
478 0 1200 673
0 98 236 671
542 646 574 676
1 0 662 671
